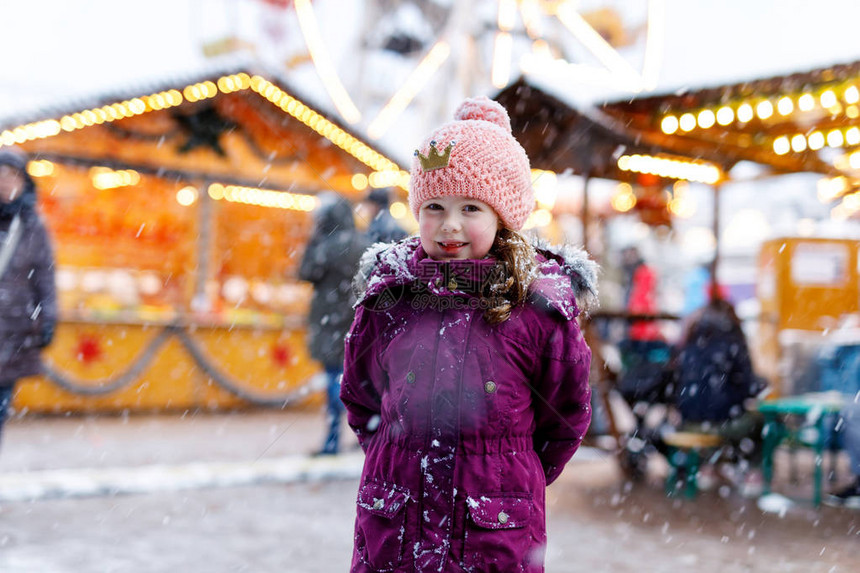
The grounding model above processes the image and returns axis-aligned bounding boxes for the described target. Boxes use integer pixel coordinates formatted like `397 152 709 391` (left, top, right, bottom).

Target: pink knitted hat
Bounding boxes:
409 96 534 231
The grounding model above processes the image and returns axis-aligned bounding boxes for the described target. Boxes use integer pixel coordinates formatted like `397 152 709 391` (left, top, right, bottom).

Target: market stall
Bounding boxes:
498 60 860 383
496 61 860 461
0 66 408 413
758 237 859 396
599 60 860 396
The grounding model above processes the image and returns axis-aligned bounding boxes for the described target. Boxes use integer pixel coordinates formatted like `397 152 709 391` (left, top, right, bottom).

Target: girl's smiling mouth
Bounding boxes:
438 241 467 253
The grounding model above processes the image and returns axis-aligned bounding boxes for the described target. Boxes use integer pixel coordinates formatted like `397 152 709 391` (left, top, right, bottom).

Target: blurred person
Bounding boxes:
825 400 860 508
360 187 408 244
681 263 730 317
299 192 368 456
681 264 711 316
615 245 669 427
341 97 596 571
673 297 767 495
621 245 662 341
0 149 57 447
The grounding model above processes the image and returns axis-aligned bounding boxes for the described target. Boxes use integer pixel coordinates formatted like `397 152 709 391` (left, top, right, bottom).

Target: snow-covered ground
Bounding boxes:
0 409 857 572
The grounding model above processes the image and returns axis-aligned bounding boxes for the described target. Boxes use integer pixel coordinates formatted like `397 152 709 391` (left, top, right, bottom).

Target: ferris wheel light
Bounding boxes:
492 32 513 89
556 1 642 89
294 0 361 124
366 41 450 140
498 0 517 31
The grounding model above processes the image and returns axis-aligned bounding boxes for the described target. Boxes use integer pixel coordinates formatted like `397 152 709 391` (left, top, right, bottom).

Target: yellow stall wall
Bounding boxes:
15 320 322 414
756 237 859 396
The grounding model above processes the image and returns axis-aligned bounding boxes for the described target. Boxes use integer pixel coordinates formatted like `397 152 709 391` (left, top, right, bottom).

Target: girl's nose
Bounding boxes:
441 212 461 232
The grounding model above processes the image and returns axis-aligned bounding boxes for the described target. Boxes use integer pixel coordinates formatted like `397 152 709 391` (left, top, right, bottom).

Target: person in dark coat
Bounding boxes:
299 192 368 455
674 297 767 493
361 187 408 244
341 97 597 572
0 149 57 446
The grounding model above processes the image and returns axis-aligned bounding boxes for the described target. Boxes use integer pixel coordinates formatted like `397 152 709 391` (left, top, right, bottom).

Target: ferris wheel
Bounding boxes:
205 0 665 147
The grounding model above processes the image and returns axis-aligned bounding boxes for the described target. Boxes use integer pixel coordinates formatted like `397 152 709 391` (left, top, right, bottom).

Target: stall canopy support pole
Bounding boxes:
581 172 622 449
191 182 213 313
710 183 722 301
582 173 591 252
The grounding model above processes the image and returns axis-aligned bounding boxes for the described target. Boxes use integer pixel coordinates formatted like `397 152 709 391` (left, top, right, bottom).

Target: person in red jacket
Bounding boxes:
341 97 597 572
621 245 663 341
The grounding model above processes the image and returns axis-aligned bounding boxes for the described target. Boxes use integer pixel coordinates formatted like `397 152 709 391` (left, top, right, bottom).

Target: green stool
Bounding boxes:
664 431 723 499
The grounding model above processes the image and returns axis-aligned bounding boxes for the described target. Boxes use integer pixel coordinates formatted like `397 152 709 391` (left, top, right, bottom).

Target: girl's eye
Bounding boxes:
425 203 443 211
463 204 480 213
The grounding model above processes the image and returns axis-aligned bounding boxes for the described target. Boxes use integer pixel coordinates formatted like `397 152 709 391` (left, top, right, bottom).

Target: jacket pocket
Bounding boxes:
355 481 410 572
461 493 534 571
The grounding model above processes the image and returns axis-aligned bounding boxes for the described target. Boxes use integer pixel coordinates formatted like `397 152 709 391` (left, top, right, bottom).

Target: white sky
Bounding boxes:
3 0 860 118
0 0 208 115
656 0 860 90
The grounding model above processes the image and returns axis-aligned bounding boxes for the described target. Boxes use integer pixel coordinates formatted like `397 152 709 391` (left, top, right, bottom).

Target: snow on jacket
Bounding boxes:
341 237 597 572
0 162 57 385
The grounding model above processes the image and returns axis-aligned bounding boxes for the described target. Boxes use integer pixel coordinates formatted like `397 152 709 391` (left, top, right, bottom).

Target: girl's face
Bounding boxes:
418 196 499 260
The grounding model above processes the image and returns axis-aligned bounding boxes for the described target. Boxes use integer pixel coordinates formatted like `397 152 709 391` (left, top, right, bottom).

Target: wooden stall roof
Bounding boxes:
496 78 664 181
498 60 860 187
601 60 860 179
0 62 407 197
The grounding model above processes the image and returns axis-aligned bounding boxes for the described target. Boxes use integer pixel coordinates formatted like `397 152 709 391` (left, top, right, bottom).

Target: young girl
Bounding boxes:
341 97 597 572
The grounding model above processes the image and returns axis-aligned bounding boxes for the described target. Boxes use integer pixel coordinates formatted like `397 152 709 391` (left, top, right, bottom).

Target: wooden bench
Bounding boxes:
663 431 724 499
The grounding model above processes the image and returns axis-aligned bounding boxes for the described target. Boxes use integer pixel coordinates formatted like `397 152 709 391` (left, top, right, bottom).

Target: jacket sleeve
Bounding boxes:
30 217 57 340
531 315 593 485
340 305 386 451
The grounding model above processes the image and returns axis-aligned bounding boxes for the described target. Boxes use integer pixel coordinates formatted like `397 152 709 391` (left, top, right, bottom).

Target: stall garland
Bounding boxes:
42 324 317 407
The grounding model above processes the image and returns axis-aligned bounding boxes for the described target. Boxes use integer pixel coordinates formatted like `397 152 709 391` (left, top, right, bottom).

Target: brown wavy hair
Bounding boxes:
482 228 537 324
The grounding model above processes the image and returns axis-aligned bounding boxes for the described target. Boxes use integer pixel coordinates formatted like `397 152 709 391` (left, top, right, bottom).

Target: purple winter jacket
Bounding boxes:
341 237 597 572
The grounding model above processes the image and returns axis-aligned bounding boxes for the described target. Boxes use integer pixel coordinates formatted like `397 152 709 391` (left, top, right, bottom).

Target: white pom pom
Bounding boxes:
454 96 511 133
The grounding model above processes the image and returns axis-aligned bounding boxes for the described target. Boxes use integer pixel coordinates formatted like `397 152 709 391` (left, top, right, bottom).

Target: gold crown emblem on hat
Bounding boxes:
415 140 456 172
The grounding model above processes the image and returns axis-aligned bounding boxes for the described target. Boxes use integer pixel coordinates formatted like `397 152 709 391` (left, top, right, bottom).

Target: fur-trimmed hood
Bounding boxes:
353 236 598 320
